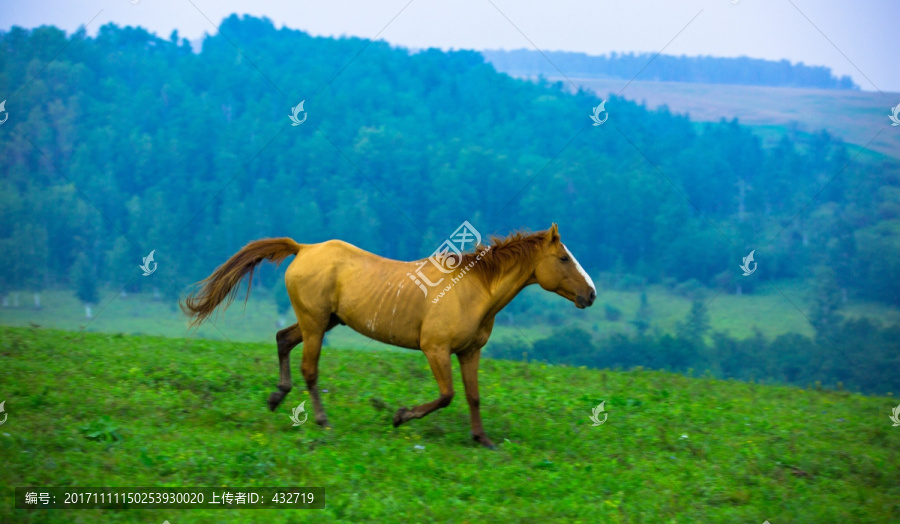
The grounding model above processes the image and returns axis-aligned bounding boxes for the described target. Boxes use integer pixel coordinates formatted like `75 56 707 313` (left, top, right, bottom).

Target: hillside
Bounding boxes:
3 16 900 314
526 76 900 161
2 327 898 522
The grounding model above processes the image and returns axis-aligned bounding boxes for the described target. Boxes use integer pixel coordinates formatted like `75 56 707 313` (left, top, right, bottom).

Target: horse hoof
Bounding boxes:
267 391 286 411
393 407 411 428
472 434 496 450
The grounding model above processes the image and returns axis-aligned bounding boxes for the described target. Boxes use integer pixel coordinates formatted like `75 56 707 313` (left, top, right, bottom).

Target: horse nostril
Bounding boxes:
589 291 596 304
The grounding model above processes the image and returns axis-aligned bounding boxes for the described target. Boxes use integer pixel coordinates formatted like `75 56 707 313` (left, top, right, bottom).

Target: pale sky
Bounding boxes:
2 0 898 93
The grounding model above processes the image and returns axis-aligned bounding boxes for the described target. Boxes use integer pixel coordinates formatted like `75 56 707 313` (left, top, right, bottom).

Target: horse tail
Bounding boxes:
181 238 302 327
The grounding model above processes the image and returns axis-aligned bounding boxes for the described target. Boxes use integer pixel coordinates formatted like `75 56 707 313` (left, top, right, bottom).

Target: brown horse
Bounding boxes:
181 223 595 448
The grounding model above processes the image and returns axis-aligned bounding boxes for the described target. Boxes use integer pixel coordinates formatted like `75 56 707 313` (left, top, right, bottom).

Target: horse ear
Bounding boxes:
545 223 560 245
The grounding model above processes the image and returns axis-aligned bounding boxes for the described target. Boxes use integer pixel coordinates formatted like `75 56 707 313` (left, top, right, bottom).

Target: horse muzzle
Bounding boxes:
576 291 596 309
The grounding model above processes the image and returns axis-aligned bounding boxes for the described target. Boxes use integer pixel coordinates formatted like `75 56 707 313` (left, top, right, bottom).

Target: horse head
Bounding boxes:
534 224 596 309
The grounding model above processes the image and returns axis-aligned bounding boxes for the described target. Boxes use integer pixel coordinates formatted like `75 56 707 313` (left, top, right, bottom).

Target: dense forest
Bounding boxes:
1 16 898 392
482 49 859 89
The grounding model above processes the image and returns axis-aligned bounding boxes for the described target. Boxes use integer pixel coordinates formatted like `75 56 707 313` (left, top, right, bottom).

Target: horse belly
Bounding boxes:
342 313 421 349
349 322 420 349
336 291 422 350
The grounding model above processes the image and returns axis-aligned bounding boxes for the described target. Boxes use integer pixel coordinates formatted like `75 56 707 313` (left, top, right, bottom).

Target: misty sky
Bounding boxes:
2 0 898 93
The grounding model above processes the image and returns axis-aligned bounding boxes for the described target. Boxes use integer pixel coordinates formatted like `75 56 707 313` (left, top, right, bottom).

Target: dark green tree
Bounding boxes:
809 266 843 337
630 291 652 336
678 299 711 347
72 253 100 318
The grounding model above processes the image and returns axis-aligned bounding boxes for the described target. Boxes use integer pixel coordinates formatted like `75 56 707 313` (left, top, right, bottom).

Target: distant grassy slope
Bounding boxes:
2 284 898 351
2 327 899 522
527 76 899 160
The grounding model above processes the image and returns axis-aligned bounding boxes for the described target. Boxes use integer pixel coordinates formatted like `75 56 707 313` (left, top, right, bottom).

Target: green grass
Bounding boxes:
2 326 899 522
574 283 821 340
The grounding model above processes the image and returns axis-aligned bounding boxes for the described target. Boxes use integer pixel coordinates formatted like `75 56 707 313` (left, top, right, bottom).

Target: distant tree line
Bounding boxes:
482 49 859 89
488 308 900 396
0 16 897 318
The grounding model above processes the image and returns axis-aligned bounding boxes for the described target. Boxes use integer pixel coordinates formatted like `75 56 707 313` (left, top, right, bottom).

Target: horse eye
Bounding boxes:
560 255 570 262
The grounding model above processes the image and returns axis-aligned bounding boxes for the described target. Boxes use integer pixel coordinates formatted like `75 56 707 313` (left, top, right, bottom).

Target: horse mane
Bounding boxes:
458 230 546 289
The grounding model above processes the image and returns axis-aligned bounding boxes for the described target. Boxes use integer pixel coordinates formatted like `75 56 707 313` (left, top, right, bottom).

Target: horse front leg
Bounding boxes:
458 347 495 449
393 347 454 427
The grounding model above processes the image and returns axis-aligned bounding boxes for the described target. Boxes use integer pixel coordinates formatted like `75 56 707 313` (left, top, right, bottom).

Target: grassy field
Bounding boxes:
2 326 899 522
1 283 898 352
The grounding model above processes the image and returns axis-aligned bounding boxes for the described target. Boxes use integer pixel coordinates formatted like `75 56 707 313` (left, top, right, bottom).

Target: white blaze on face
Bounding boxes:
564 245 596 294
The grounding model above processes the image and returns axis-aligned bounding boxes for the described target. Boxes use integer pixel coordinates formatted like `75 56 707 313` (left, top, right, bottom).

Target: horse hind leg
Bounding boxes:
268 314 342 414
267 323 303 411
298 313 343 426
300 329 330 426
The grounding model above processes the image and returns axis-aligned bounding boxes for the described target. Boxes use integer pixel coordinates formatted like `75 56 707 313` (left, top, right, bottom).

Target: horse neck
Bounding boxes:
480 250 539 319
